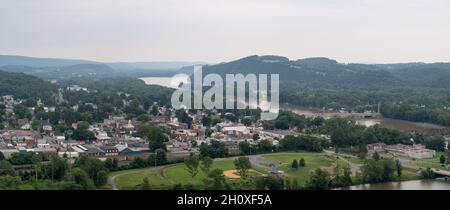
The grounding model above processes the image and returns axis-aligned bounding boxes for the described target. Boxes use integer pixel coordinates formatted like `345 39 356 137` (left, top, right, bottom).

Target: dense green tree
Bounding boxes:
40 157 68 180
70 168 95 190
95 170 108 186
13 104 31 119
241 117 252 126
148 149 167 166
199 141 229 158
234 157 252 178
142 126 168 151
184 154 200 178
424 135 446 151
0 160 15 176
8 152 43 165
0 175 21 190
257 140 273 153
105 158 119 171
307 168 331 190
137 114 151 122
203 169 227 190
361 159 396 183
299 158 306 167
200 156 213 175
131 156 148 168
74 156 106 186
291 159 299 170
254 176 284 190
333 166 353 188
239 141 252 155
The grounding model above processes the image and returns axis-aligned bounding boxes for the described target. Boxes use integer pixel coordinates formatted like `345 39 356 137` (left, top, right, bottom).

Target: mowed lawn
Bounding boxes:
114 169 171 188
164 160 237 184
410 152 448 170
262 152 334 185
114 160 238 189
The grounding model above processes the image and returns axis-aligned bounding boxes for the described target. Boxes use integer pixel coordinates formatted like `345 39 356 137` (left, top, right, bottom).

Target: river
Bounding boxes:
140 76 189 89
343 179 450 190
284 104 448 132
141 77 447 133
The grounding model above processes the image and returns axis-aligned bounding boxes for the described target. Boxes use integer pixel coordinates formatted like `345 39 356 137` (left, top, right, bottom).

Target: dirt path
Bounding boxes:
324 150 362 175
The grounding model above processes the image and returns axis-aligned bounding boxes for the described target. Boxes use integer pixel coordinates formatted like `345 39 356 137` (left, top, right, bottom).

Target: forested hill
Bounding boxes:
202 55 402 88
0 70 57 104
201 55 450 89
378 63 450 88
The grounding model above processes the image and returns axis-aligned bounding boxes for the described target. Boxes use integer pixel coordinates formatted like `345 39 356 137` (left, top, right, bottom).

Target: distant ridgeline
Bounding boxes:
201 55 401 88
0 70 57 105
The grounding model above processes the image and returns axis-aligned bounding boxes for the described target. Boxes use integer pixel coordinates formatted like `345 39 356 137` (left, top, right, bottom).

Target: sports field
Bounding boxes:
109 152 340 189
261 152 338 185
111 160 242 189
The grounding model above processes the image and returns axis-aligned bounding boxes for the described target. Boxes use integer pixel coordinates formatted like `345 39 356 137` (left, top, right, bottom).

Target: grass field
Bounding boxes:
409 152 449 170
262 152 336 185
111 151 431 190
112 152 347 189
113 160 242 189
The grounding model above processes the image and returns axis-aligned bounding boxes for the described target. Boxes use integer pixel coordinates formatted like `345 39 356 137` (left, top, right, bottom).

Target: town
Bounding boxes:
1 76 450 191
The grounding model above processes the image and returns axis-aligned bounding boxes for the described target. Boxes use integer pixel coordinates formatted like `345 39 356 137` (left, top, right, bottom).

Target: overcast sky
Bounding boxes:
1 0 449 63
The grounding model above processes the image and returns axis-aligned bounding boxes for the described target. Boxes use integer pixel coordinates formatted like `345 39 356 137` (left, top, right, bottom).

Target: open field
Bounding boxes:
408 152 449 170
109 151 434 190
110 152 335 189
261 152 338 185
111 159 252 189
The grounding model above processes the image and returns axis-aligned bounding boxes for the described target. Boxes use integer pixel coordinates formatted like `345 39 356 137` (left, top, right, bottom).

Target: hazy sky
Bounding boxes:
1 0 449 63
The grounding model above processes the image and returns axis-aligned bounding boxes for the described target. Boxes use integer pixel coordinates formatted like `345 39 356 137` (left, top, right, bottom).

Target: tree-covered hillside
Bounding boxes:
0 70 57 104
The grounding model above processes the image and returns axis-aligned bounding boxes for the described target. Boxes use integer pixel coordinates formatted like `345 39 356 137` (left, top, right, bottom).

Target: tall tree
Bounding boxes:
234 157 252 178
200 156 213 175
299 158 306 167
184 154 200 178
307 168 331 190
291 159 299 170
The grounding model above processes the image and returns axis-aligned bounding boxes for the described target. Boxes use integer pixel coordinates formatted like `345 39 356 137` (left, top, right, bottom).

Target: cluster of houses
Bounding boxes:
366 143 436 159
0 95 296 163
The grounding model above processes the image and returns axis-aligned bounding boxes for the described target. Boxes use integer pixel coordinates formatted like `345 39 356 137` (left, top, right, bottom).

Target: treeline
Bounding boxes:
264 112 447 152
61 77 173 110
381 103 450 126
281 86 450 126
0 154 119 190
0 70 57 105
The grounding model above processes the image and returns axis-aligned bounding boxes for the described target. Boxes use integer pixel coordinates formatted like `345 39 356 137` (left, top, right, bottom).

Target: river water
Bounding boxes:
140 76 189 89
140 77 447 132
344 179 450 190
